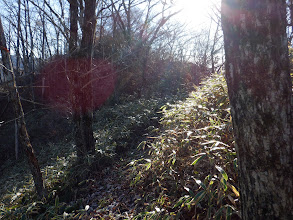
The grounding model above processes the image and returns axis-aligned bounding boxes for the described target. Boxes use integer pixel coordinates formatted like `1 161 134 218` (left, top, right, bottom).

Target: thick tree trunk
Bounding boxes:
221 0 293 219
0 17 46 198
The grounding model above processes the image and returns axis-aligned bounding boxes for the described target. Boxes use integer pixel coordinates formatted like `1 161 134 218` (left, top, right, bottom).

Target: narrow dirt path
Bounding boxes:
78 150 147 219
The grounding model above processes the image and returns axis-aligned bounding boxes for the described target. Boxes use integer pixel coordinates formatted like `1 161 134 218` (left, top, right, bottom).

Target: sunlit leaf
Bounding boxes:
145 163 151 170
173 195 189 208
227 183 240 197
184 187 195 197
210 146 226 152
233 158 238 170
194 179 207 190
221 178 228 191
172 158 176 165
186 131 193 138
191 154 206 166
137 141 146 149
215 165 228 181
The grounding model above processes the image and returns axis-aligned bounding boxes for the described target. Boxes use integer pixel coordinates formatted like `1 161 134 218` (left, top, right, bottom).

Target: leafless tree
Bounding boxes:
0 16 46 198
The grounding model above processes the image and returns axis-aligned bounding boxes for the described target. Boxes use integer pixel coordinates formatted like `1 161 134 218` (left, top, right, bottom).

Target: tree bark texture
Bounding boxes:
80 0 96 57
69 0 85 157
69 0 96 157
221 0 293 219
69 0 78 55
0 25 10 80
79 0 96 154
0 17 46 198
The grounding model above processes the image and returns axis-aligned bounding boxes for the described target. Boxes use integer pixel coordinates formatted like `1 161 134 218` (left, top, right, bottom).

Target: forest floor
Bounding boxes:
0 95 178 219
0 73 241 219
0 134 159 219
75 149 151 219
0 140 149 220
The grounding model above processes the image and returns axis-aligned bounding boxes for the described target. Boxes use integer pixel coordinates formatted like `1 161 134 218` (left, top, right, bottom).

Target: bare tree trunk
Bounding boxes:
69 0 86 157
69 0 96 156
0 17 46 198
79 0 96 154
13 1 21 152
16 0 21 75
69 0 78 54
221 0 293 219
26 0 34 72
210 20 221 73
122 0 132 46
23 1 30 73
41 1 46 60
15 120 19 160
25 0 36 107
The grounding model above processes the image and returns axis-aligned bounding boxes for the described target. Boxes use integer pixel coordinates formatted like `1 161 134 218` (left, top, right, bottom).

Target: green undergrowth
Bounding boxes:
93 93 188 154
0 94 180 219
94 97 164 154
0 137 78 219
0 73 240 219
130 73 240 219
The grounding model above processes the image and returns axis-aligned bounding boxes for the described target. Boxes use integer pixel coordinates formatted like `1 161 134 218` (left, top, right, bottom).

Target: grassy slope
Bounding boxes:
0 73 240 219
129 73 240 219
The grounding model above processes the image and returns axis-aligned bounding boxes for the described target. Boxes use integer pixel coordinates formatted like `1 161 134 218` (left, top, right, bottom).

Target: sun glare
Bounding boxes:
173 0 219 29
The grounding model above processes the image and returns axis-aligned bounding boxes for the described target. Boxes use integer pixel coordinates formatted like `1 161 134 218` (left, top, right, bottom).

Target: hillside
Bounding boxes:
0 73 240 219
